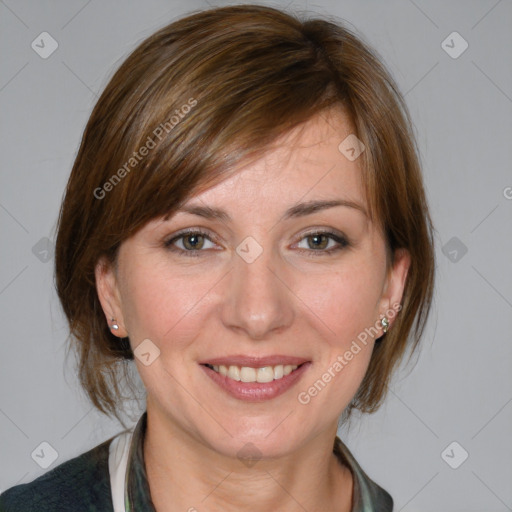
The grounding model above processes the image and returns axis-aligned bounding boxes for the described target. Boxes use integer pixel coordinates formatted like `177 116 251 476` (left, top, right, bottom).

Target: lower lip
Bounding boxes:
201 363 311 402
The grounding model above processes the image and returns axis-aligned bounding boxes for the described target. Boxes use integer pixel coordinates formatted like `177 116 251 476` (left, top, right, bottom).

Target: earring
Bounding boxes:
110 318 119 331
380 316 389 333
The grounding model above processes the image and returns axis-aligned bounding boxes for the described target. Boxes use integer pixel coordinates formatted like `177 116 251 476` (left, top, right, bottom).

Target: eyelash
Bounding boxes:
163 228 350 258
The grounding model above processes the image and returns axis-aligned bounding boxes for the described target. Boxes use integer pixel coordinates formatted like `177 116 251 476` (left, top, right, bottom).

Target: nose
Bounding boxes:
219 244 295 340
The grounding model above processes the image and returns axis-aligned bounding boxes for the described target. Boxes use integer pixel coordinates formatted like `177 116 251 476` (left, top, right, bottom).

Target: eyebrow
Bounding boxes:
166 199 367 222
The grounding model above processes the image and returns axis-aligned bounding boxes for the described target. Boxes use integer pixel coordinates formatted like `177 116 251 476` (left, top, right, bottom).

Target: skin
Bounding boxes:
96 107 410 512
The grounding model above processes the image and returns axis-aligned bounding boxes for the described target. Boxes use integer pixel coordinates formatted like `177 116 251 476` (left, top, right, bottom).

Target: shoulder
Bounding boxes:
0 437 114 512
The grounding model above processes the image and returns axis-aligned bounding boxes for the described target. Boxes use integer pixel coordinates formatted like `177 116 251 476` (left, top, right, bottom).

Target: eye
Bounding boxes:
164 228 350 257
164 229 218 255
295 231 350 255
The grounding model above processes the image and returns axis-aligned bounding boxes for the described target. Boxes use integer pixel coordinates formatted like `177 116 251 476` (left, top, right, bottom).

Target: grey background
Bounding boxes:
1 0 511 510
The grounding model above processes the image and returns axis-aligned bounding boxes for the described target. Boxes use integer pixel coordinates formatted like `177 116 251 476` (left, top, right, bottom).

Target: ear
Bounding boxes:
378 248 410 331
95 256 128 338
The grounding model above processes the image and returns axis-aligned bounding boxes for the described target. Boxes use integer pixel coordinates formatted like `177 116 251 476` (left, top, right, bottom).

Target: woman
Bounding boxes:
0 4 435 511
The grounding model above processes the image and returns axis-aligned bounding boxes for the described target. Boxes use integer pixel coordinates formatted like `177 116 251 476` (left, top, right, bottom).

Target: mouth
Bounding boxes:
199 356 311 402
203 363 302 383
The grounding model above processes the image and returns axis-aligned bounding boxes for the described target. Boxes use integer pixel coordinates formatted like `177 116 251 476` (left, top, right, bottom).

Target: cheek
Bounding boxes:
296 271 377 410
291 255 383 402
297 261 383 344
118 257 216 345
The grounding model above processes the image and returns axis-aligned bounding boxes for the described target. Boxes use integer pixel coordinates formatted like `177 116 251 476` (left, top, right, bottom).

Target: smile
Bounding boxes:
205 363 299 383
200 357 311 401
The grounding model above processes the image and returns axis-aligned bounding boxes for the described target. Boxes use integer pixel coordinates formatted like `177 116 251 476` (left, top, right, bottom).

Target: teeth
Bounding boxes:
211 364 299 382
240 367 256 382
228 365 241 381
283 365 294 376
256 367 274 383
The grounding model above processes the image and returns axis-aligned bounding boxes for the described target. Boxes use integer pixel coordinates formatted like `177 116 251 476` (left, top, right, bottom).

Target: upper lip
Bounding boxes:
199 355 310 367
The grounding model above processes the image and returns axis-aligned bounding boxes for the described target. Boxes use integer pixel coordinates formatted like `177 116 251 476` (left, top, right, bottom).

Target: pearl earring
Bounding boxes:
110 318 119 331
380 316 389 333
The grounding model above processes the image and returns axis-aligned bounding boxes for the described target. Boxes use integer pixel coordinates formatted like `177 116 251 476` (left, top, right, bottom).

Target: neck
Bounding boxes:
142 408 353 512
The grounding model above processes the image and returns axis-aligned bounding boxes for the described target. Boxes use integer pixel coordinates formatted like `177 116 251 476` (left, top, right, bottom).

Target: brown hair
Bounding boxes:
55 4 435 423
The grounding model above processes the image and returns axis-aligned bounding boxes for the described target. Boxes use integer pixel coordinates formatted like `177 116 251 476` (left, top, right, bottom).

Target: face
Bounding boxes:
96 107 409 460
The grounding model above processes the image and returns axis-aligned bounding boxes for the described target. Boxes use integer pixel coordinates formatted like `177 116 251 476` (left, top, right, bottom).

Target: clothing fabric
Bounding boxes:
0 411 393 511
108 428 132 511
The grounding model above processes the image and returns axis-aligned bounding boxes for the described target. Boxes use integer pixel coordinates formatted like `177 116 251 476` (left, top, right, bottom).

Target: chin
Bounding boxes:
196 416 311 461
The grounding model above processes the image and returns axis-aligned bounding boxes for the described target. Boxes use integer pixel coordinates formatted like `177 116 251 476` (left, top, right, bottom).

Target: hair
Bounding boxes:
55 4 435 424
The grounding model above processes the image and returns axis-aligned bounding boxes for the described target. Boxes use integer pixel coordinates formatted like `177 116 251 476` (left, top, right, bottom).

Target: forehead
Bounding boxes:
186 108 365 209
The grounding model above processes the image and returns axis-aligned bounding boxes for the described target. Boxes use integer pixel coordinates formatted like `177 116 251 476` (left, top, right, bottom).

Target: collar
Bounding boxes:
109 411 392 512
